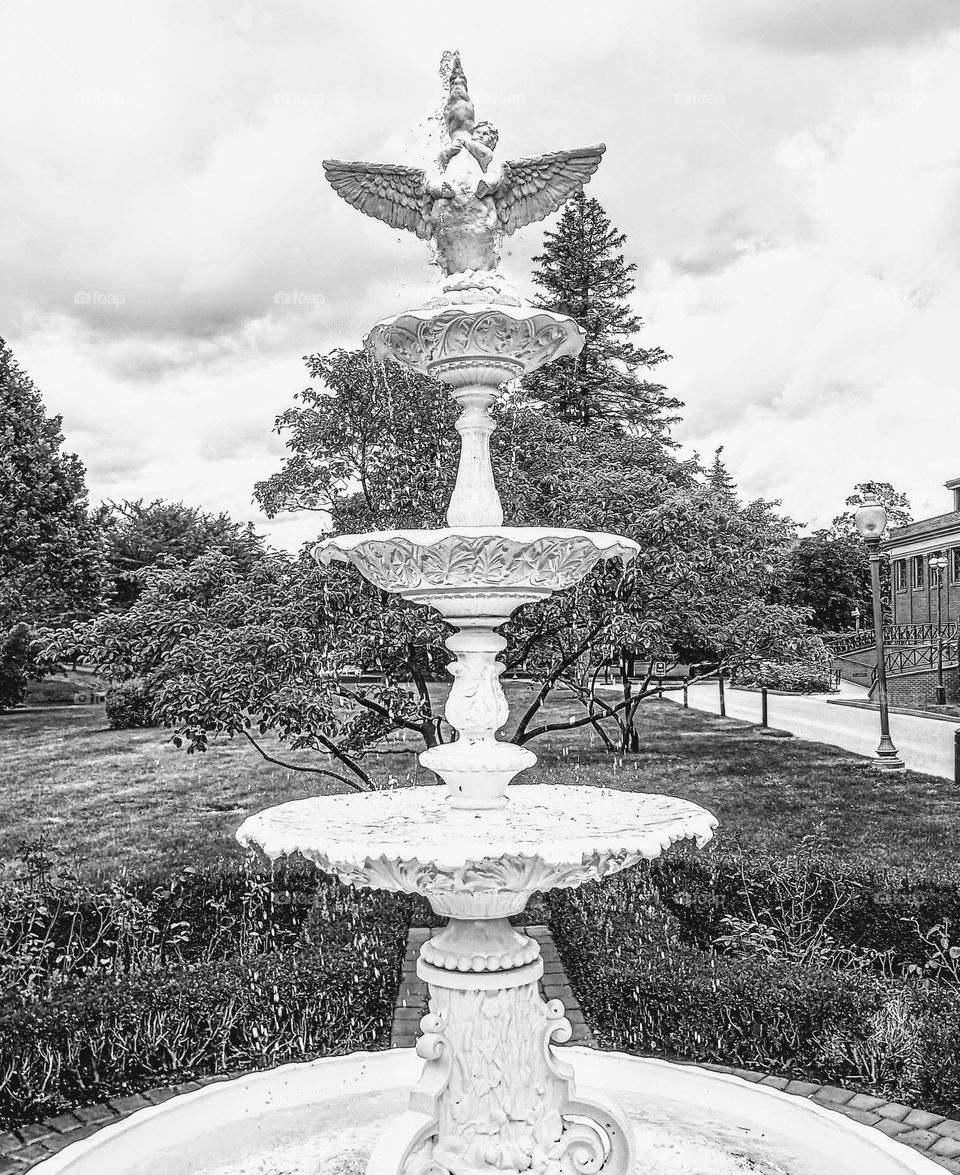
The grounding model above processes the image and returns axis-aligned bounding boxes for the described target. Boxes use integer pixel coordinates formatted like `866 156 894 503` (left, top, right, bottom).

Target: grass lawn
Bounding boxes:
2 690 958 879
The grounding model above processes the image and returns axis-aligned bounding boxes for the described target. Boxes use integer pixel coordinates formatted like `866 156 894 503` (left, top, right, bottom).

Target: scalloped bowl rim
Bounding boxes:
366 304 588 329
314 526 639 559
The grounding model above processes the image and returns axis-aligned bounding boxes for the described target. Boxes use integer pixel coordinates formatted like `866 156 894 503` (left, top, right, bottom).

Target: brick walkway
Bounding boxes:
2 924 958 1173
392 925 593 1049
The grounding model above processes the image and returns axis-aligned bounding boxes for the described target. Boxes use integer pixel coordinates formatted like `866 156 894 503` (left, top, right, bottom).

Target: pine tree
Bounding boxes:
707 447 737 498
521 191 679 435
0 338 102 628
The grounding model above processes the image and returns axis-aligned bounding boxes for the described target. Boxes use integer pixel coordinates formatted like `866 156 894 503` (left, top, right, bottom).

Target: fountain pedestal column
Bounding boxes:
446 380 503 529
370 909 632 1175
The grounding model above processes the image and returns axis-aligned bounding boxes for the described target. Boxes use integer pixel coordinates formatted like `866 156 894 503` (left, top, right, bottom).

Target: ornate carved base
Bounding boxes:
366 921 633 1175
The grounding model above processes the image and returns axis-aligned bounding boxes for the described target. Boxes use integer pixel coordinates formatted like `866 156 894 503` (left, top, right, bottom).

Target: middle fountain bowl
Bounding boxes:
315 525 638 809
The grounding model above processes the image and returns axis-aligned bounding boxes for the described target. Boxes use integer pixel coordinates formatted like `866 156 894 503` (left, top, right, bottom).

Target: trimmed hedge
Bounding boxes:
548 852 960 1116
0 948 390 1124
647 848 960 968
0 861 410 1128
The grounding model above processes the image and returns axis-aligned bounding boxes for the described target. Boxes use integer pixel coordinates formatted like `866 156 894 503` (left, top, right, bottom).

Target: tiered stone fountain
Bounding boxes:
35 52 940 1175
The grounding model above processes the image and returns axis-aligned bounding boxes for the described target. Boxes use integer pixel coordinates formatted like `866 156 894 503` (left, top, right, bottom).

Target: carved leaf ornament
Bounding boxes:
321 533 637 595
368 309 574 373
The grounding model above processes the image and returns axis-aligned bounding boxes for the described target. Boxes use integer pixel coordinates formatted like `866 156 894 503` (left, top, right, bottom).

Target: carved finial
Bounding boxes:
442 51 476 142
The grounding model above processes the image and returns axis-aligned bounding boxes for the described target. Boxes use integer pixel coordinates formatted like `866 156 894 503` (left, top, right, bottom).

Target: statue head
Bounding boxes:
474 121 500 151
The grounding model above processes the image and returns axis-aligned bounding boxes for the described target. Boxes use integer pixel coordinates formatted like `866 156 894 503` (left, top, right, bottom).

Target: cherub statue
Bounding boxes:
323 53 604 298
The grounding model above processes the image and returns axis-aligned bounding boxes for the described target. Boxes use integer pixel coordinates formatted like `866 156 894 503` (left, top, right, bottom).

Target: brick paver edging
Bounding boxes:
3 923 957 1173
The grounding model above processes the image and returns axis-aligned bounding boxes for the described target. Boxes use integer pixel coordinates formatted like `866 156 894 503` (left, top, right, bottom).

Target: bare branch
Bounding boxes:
241 730 371 791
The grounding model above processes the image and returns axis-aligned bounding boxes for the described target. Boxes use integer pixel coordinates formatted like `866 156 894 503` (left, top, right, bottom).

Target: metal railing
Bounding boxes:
830 623 960 658
828 631 877 656
887 622 960 645
885 645 937 675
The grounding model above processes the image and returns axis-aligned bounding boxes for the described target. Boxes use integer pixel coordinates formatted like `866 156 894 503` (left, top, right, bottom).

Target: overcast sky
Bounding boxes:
2 0 958 550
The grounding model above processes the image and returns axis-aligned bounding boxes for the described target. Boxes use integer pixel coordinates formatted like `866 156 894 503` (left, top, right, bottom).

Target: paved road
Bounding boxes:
682 680 958 780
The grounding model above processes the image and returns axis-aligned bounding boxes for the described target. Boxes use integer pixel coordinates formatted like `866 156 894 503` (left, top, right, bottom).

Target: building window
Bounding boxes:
952 548 960 584
895 560 906 592
912 555 925 590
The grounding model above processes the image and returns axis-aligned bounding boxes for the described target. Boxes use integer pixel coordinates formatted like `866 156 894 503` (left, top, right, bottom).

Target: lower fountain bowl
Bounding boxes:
31 1048 940 1175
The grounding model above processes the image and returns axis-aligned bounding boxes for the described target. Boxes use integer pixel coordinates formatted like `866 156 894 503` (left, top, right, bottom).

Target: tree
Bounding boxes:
494 428 813 751
0 339 101 709
0 623 34 710
706 447 738 498
779 530 870 632
832 481 913 536
776 481 914 633
0 339 102 628
43 550 450 792
520 191 679 435
55 347 821 774
255 348 458 532
100 499 265 606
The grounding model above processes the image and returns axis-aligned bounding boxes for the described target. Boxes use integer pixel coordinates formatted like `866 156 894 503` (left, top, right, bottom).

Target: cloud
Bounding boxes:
1 0 959 550
711 0 960 53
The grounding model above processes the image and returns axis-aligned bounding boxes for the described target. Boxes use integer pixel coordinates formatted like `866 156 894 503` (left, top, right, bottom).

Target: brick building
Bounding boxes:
832 479 960 707
884 477 960 626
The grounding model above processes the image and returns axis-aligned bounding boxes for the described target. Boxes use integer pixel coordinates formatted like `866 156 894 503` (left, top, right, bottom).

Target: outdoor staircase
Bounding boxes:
829 625 959 693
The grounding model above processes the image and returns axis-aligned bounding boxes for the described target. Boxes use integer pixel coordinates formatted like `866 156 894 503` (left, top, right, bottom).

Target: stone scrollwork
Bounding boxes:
381 977 631 1175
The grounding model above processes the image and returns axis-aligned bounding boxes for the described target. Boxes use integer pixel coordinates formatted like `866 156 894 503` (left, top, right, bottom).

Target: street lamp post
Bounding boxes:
855 499 905 771
930 553 948 706
852 605 861 632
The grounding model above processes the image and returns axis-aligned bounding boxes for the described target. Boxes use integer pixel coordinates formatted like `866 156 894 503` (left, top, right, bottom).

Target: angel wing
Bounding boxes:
494 144 606 235
322 160 431 240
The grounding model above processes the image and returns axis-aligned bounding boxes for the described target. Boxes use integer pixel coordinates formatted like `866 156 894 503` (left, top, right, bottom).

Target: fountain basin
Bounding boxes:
29 1048 942 1175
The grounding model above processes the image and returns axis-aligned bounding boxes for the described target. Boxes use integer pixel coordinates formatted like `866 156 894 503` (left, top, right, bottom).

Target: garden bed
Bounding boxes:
0 856 411 1128
547 841 960 1118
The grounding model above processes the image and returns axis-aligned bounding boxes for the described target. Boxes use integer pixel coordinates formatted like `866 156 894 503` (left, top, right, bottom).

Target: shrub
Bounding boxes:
0 854 411 1127
578 942 883 1080
735 659 833 693
0 623 32 711
104 678 155 728
547 848 960 1115
646 847 960 970
0 849 408 996
917 992 960 1114
0 947 397 1125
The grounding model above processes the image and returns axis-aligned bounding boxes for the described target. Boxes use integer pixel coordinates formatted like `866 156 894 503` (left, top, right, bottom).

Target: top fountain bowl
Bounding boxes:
364 304 586 386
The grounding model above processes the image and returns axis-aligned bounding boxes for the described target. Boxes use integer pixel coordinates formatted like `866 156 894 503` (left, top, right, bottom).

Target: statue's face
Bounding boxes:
475 122 499 151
